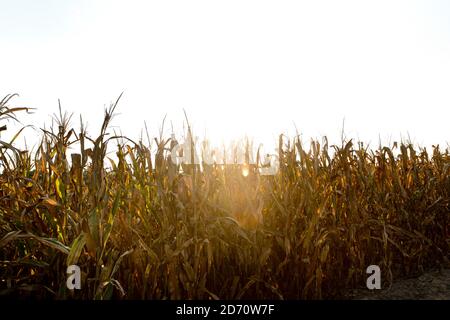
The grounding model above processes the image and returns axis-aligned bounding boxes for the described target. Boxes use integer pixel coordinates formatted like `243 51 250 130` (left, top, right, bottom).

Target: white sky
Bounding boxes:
1 0 449 151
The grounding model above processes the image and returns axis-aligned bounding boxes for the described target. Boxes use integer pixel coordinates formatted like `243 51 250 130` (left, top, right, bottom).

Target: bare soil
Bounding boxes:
349 268 450 300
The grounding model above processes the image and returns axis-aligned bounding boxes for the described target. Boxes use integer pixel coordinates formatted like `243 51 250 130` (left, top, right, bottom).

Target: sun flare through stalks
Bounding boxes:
0 94 449 300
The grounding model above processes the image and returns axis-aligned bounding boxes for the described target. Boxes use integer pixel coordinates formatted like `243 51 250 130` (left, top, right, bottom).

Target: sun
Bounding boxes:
242 165 249 177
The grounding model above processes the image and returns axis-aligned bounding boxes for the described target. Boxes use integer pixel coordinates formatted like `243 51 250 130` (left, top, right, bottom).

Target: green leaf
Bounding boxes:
55 178 64 200
67 233 86 266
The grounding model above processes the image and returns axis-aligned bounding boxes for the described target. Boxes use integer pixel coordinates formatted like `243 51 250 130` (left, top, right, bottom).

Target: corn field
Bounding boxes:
0 94 449 299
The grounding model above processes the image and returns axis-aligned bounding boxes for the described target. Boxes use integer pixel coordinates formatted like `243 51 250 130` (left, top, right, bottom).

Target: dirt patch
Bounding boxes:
349 268 450 300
